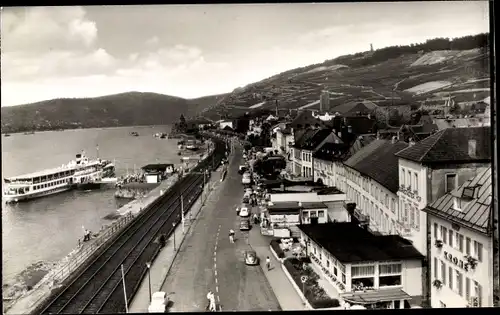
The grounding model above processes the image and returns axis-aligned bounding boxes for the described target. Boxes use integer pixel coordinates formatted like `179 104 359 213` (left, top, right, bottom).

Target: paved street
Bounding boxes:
161 144 281 312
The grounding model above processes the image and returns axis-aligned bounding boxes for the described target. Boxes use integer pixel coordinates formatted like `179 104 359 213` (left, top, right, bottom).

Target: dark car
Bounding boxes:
239 219 250 231
244 250 259 265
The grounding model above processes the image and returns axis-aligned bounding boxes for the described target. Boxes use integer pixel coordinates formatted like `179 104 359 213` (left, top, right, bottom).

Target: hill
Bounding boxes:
199 33 490 121
1 92 228 133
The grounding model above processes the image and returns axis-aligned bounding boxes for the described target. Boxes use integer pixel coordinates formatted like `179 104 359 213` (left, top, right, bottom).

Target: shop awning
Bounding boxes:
341 288 411 305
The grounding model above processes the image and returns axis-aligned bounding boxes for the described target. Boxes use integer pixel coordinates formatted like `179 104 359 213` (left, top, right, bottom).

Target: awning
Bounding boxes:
341 288 411 305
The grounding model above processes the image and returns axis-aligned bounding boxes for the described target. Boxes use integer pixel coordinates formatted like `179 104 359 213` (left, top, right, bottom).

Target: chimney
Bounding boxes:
392 136 397 144
468 139 477 158
347 125 353 134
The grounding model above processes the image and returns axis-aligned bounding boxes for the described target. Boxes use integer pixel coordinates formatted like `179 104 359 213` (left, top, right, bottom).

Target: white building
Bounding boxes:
342 138 410 238
394 127 492 256
218 120 234 130
423 167 494 308
298 222 425 308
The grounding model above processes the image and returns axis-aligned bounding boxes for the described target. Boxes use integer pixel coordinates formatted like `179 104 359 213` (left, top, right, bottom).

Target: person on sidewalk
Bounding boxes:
266 256 271 271
229 229 235 243
206 291 216 312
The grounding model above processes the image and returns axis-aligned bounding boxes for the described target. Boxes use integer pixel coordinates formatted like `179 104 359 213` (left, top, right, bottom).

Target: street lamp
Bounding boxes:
172 222 176 251
146 262 152 302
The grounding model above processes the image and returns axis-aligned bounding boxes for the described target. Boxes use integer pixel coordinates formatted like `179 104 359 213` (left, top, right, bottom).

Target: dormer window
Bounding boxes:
462 186 476 200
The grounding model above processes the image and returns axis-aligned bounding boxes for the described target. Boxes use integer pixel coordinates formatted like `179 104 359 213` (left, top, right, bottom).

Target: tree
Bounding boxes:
178 114 188 132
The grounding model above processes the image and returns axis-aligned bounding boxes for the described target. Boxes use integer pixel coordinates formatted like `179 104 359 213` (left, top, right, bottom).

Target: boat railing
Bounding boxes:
27 211 135 311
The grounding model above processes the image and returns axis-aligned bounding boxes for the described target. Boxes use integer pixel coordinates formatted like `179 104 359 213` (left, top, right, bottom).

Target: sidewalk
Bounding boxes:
248 227 308 311
128 169 223 313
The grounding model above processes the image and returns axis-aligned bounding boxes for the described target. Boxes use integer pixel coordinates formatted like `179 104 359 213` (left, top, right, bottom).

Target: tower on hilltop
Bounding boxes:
370 43 374 52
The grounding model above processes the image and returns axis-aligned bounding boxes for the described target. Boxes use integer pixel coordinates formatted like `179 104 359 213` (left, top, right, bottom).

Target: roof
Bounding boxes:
289 111 322 129
292 128 317 149
267 201 328 212
313 142 349 161
344 139 409 193
330 101 375 115
344 135 377 160
299 128 333 151
298 222 424 263
342 288 411 304
424 167 492 235
395 126 491 163
141 163 174 172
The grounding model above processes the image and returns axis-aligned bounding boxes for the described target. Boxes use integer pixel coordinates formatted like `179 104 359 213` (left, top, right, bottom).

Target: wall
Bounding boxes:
270 192 345 203
429 215 494 308
314 159 336 187
324 200 350 223
428 163 490 204
343 166 399 236
404 259 424 298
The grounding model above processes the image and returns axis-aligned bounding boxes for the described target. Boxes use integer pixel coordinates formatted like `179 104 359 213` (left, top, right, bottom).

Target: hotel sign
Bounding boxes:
443 251 466 270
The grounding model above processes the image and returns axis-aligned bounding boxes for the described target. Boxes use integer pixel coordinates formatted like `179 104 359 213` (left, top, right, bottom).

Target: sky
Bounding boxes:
1 2 490 107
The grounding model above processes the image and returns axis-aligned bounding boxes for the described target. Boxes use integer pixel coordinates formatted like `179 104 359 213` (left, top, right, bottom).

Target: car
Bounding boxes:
239 219 250 231
242 196 250 204
238 165 247 175
245 188 253 195
244 250 259 265
242 173 252 185
239 207 250 217
148 291 168 313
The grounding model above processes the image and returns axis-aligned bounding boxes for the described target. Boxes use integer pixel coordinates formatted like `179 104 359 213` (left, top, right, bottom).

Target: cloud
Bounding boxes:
2 7 97 53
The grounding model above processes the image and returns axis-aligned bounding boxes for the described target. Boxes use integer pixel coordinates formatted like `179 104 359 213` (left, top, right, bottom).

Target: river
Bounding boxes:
1 125 182 288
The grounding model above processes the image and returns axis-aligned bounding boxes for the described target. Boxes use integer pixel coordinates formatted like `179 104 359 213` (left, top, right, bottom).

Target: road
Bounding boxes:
161 144 281 312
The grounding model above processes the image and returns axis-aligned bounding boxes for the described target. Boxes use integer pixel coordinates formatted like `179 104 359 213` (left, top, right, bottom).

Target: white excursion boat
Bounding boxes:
3 152 115 203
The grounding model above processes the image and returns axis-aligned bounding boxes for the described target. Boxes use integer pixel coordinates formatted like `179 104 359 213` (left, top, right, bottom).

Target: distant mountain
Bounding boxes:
200 33 490 121
1 92 228 133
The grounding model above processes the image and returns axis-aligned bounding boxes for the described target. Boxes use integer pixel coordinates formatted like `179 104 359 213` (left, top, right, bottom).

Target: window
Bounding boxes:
414 173 418 193
408 172 412 189
433 258 439 278
474 281 482 306
448 266 453 290
449 230 454 248
326 260 330 268
352 265 375 277
434 223 438 239
391 198 396 213
473 241 483 262
379 263 402 275
441 260 446 285
456 270 463 297
445 174 457 193
441 226 448 243
318 210 325 218
466 237 472 255
400 168 404 187
456 233 464 252
466 277 471 298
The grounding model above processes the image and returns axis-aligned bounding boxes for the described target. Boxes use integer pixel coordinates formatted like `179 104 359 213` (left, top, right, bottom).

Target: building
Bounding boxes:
290 128 341 179
313 142 349 187
423 167 495 308
343 138 410 239
218 120 234 130
271 123 294 156
320 90 330 112
298 222 425 308
395 127 492 256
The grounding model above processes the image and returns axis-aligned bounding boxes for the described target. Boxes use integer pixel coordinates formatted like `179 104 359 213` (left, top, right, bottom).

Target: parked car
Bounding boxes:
239 207 250 217
238 165 247 175
242 172 252 185
244 250 259 265
148 291 168 313
240 219 250 231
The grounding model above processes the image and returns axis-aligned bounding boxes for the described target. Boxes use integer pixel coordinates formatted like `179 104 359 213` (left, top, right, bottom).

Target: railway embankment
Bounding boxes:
5 142 218 315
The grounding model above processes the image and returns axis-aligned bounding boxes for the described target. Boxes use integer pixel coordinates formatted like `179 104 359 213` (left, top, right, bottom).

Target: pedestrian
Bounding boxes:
266 256 271 271
229 229 235 243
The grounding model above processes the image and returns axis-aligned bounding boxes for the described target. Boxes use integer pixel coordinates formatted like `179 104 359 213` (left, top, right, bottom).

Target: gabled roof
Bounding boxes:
289 110 322 129
293 129 316 149
313 142 349 161
344 135 377 160
300 128 333 151
395 126 491 164
344 139 409 193
298 222 424 263
424 167 492 235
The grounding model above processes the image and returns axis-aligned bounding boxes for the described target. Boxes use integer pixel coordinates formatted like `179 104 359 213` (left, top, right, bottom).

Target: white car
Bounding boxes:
148 291 168 313
242 173 252 185
239 207 250 217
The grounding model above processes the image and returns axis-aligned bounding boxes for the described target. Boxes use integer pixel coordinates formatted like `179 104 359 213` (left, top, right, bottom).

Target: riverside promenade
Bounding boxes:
5 146 216 315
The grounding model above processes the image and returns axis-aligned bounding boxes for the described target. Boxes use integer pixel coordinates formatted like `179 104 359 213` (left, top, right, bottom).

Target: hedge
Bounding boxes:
270 239 285 259
283 258 340 309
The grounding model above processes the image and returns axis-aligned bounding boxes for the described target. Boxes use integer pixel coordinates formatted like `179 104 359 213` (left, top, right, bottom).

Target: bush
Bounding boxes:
310 299 341 309
270 239 285 259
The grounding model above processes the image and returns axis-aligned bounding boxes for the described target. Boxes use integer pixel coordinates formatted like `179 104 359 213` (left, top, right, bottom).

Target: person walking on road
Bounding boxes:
266 256 271 271
206 291 216 312
229 229 235 243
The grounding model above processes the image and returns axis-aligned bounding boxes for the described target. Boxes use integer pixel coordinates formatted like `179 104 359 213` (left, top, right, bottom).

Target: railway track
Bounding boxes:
35 138 227 314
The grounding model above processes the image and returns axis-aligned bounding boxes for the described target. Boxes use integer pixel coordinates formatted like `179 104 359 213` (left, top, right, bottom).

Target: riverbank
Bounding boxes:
4 142 216 315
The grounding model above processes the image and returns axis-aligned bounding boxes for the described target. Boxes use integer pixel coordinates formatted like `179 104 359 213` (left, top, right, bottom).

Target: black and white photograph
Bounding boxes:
1 2 496 313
